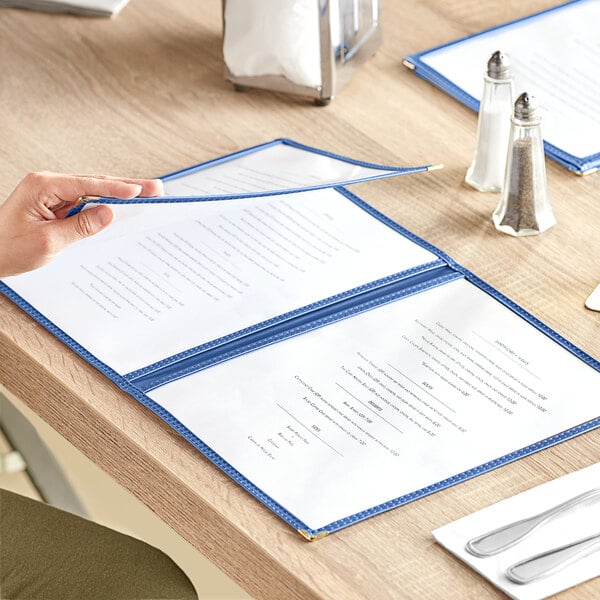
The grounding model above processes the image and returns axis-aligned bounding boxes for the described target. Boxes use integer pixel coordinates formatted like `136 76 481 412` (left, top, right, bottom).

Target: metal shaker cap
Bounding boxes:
487 50 511 80
514 92 539 120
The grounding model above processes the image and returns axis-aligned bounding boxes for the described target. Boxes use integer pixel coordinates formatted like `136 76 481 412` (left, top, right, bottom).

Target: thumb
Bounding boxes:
52 205 114 244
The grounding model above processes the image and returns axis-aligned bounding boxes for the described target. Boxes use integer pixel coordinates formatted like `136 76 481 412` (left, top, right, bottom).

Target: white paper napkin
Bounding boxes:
433 462 600 600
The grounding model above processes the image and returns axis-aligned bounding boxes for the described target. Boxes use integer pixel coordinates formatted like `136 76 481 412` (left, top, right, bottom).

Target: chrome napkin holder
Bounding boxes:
222 0 382 105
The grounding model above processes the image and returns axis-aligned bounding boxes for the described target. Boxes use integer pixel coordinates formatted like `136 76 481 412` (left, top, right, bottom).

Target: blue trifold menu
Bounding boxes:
2 139 599 539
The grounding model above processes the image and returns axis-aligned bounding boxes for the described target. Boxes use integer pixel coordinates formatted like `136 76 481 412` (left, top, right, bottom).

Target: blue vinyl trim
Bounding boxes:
126 259 446 383
133 266 462 391
68 138 434 216
162 137 433 179
455 264 600 371
310 415 600 537
404 0 600 175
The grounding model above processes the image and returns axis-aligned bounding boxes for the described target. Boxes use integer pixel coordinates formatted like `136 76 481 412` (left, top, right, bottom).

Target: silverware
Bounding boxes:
505 532 600 584
465 488 600 557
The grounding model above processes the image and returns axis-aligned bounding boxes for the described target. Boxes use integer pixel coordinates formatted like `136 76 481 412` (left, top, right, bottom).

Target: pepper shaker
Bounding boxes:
465 50 514 192
493 92 556 236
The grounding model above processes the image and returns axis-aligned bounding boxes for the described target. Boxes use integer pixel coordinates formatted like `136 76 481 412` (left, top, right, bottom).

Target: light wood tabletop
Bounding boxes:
1 1 599 598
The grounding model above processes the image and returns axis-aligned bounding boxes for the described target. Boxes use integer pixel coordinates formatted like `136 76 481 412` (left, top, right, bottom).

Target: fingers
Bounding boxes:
11 172 163 213
45 173 144 203
0 171 162 277
70 174 164 197
0 203 116 277
51 204 115 245
133 177 164 197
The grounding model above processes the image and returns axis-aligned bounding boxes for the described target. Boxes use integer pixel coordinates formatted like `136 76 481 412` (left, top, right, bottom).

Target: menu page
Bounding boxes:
2 187 436 375
162 141 408 196
149 278 600 530
419 1 600 160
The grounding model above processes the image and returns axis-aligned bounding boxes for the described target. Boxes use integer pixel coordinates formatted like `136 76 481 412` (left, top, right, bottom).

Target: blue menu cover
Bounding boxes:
2 139 599 539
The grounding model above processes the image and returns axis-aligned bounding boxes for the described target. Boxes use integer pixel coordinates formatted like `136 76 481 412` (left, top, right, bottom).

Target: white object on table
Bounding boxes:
585 283 600 311
433 462 600 600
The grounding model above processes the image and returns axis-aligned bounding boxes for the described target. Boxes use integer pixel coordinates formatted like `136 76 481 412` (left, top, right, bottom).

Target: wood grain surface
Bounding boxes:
1 1 599 598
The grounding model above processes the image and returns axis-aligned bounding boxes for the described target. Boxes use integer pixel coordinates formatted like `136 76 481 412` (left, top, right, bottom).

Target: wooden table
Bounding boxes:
1 1 599 598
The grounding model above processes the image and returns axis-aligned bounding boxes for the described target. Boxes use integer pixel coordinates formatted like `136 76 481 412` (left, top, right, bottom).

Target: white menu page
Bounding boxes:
149 278 600 530
420 0 600 160
2 143 436 375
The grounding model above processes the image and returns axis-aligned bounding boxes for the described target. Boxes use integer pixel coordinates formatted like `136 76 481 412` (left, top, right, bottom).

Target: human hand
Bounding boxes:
0 172 163 277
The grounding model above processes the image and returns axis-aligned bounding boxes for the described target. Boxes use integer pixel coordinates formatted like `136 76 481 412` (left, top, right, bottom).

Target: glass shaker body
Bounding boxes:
465 75 514 192
493 112 556 236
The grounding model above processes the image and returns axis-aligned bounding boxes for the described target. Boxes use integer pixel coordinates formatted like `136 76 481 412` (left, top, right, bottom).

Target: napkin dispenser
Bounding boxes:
222 0 382 105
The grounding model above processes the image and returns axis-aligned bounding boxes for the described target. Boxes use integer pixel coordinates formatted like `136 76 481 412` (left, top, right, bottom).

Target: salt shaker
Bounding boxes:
465 51 514 192
493 92 556 236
